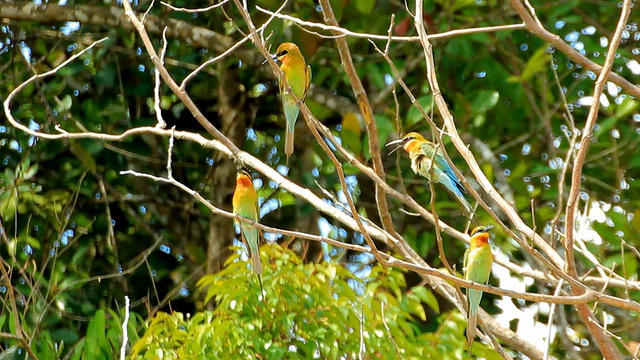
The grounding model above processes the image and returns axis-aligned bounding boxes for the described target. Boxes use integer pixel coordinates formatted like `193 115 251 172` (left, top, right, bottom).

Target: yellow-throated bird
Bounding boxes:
232 170 263 291
270 42 311 163
386 132 473 214
463 225 494 347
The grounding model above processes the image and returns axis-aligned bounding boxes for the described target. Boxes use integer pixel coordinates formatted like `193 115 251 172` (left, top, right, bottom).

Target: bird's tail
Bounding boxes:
256 272 264 295
243 227 262 276
466 309 477 349
466 289 481 349
285 130 295 160
283 101 300 159
458 193 473 216
443 175 473 215
250 244 263 275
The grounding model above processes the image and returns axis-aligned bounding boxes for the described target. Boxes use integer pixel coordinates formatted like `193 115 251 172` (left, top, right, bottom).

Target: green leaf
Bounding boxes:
86 309 106 357
57 95 73 113
355 0 376 15
614 97 638 119
69 140 97 172
412 286 440 313
594 117 618 137
450 0 476 13
22 163 38 181
470 90 499 116
509 47 551 82
374 114 395 149
407 95 434 128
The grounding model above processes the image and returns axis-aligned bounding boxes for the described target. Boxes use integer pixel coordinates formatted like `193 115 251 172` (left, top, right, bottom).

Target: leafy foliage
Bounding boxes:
131 245 498 359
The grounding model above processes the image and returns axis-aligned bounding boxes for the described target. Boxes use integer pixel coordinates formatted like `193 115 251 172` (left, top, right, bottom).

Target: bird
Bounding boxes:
269 42 312 163
463 225 494 347
386 132 473 214
232 169 263 292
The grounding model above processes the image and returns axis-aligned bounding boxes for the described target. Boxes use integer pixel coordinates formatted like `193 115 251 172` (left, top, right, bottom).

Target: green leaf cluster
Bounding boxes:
131 245 498 359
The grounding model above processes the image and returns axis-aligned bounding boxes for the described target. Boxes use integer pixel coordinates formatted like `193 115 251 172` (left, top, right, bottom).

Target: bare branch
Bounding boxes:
318 0 397 237
561 0 633 357
120 296 130 360
509 0 640 99
257 6 524 42
160 0 230 12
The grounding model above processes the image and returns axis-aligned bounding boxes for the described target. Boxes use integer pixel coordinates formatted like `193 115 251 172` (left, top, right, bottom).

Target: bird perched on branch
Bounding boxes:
269 42 312 163
463 225 494 347
232 169 263 292
386 132 473 214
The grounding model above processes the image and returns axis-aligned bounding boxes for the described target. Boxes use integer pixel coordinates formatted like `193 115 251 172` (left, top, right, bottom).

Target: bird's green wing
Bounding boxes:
463 247 469 274
303 65 312 101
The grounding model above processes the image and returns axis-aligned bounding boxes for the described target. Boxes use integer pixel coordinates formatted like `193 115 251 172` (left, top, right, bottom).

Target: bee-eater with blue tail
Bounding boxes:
386 132 473 214
463 225 494 347
232 170 263 292
270 42 311 163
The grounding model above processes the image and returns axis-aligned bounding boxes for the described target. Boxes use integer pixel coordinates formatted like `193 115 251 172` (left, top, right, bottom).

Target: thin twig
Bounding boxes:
119 295 130 360
229 0 389 266
257 6 524 43
381 302 402 358
544 279 564 360
161 0 230 12
154 27 168 129
560 0 632 357
318 0 397 237
508 0 639 98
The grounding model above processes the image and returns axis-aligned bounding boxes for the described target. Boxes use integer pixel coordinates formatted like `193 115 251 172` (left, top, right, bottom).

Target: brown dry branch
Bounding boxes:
317 0 397 237
226 0 389 266
561 0 633 358
368 34 613 303
509 0 640 99
257 6 525 43
160 0 230 13
111 127 640 311
110 168 640 312
0 256 39 360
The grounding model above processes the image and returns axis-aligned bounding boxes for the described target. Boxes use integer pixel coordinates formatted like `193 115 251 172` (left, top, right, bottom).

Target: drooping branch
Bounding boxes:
318 0 397 236
562 0 632 358
508 0 640 99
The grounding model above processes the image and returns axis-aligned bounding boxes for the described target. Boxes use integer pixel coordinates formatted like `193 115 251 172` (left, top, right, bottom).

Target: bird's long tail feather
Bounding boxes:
285 130 295 161
249 241 264 295
441 175 473 215
256 272 264 295
457 192 473 215
283 100 300 159
466 289 481 349
467 309 477 349
248 236 263 275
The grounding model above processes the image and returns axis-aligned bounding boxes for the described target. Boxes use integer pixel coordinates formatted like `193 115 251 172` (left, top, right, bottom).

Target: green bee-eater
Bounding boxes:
232 170 263 291
270 42 312 163
386 132 473 214
463 225 494 347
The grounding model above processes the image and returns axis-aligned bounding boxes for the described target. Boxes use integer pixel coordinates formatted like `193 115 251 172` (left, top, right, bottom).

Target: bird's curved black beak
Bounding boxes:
480 225 494 233
385 138 406 156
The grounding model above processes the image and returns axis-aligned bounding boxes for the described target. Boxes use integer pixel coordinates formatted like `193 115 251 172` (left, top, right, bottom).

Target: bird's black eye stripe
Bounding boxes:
277 50 289 57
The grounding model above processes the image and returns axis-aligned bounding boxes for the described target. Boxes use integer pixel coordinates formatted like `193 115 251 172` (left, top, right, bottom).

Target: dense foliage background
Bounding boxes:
0 0 639 359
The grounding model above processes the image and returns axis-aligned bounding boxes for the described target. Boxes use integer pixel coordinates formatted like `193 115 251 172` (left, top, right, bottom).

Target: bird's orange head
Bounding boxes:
385 131 426 155
273 42 303 65
236 170 253 188
469 225 493 246
400 132 426 154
